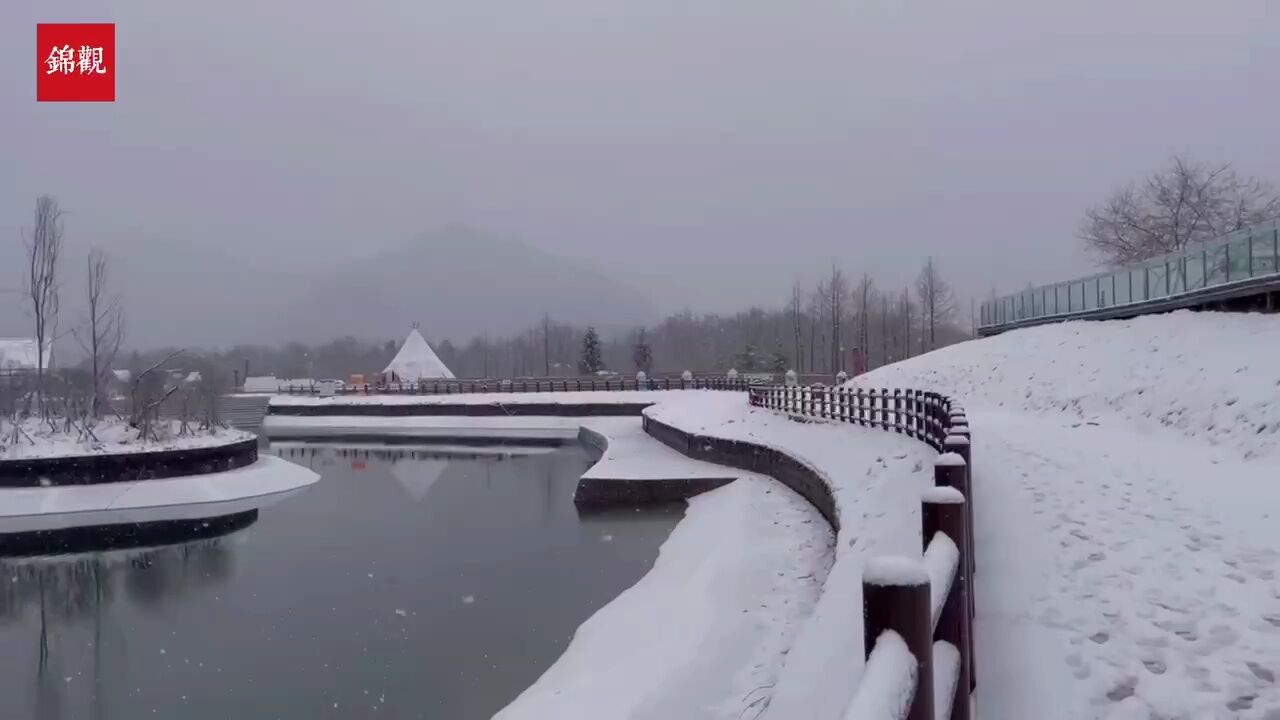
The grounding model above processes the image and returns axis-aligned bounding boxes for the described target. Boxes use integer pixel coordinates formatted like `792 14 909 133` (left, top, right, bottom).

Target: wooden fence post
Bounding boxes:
863 556 935 720
943 433 973 577
923 486 973 720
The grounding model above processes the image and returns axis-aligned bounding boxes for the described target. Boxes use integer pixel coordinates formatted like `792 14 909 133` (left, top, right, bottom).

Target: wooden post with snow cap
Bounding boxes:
922 486 972 720
935 449 975 627
863 556 935 720
943 433 974 579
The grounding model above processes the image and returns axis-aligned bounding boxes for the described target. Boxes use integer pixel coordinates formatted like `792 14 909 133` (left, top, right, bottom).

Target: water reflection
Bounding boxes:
0 442 681 719
0 535 243 720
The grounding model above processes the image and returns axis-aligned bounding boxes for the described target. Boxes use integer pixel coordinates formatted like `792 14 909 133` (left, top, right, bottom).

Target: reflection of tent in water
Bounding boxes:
382 326 454 382
388 457 451 502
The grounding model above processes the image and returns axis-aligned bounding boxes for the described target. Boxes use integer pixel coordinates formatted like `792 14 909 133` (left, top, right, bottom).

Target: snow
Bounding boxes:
383 328 455 380
865 555 930 587
262 414 584 441
921 486 964 504
267 440 555 458
856 311 1280 718
578 418 737 482
933 452 966 467
0 454 318 533
644 394 934 719
842 631 916 720
243 375 282 392
267 389 720 406
922 534 960 631
942 434 969 446
495 471 833 720
0 419 253 460
932 641 961 720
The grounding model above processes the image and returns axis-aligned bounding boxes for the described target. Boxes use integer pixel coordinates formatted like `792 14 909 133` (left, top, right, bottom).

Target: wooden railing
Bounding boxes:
280 376 760 395
747 384 955 451
747 385 975 720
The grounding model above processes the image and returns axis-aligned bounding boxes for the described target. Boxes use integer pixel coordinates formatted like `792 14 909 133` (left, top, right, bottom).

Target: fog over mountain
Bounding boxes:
4 0 1279 354
0 225 655 349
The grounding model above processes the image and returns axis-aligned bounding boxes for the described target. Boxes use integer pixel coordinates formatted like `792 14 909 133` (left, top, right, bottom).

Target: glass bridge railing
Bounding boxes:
979 221 1280 330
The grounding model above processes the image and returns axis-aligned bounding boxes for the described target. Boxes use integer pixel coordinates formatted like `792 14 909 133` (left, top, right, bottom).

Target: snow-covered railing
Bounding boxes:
747 385 955 451
745 385 976 719
281 376 758 395
849 452 974 720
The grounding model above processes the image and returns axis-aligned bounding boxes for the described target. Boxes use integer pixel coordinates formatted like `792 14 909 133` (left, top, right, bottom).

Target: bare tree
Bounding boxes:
828 266 848 375
23 196 64 418
853 274 874 370
542 313 551 376
73 250 125 419
197 363 224 431
806 281 826 373
129 350 184 441
916 258 956 352
789 281 804 373
1081 155 1280 266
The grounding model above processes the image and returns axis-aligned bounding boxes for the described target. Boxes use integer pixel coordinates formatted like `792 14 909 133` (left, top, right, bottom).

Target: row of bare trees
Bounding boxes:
5 195 226 447
132 258 964 382
18 196 124 423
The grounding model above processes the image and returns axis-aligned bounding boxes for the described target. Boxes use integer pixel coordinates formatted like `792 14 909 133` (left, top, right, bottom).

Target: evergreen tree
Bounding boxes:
632 328 653 373
735 344 761 371
579 326 604 374
771 340 789 373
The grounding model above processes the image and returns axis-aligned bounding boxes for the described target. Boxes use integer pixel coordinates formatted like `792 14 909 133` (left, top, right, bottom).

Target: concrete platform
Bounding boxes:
574 418 738 507
0 455 319 533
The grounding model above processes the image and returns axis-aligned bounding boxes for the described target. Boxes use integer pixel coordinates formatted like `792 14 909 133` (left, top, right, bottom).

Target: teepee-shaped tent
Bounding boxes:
382 326 455 382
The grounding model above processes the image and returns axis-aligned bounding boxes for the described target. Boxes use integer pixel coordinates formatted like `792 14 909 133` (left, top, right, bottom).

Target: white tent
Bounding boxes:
382 328 455 381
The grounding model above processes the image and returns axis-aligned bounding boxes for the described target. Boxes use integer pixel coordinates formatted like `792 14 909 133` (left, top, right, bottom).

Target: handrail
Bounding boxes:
747 385 975 720
980 220 1280 331
747 385 954 451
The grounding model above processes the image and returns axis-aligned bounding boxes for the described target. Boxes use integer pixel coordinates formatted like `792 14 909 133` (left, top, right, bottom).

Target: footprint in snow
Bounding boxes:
1226 694 1256 712
1246 661 1274 684
1104 676 1137 702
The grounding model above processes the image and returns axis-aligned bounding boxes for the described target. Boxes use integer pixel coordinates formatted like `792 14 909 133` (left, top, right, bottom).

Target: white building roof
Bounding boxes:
0 338 50 371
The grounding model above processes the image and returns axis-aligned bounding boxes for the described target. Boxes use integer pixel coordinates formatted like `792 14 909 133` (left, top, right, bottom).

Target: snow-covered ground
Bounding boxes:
262 414 584 441
265 389 723 406
496 472 833 720
579 417 738 482
0 418 253 460
857 311 1280 719
644 394 936 719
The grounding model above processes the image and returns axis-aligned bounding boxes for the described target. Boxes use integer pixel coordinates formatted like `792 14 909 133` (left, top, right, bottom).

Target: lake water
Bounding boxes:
0 442 683 719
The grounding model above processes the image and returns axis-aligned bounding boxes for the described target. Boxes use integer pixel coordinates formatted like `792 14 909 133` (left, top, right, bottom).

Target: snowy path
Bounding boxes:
974 409 1280 720
495 475 833 720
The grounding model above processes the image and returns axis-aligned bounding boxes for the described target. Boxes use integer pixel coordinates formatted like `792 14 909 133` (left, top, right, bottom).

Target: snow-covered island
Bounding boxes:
1 416 253 461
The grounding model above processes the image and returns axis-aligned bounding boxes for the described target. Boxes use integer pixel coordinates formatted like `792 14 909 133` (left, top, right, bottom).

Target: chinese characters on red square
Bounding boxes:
36 23 115 102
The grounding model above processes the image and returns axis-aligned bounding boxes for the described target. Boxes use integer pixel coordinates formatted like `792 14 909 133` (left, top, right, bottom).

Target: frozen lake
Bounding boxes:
0 441 682 719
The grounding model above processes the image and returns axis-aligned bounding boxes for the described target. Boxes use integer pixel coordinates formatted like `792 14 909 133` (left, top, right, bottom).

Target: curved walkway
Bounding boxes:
642 393 936 719
495 417 833 720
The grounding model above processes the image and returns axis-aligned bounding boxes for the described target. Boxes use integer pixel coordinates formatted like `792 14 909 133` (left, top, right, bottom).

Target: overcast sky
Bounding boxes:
4 0 1278 329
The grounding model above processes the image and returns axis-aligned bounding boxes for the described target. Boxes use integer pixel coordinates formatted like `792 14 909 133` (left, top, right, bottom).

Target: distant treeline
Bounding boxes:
112 261 969 383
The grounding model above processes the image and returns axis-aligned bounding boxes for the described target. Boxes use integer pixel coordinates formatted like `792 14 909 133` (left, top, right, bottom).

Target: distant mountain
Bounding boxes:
0 227 656 353
269 227 657 345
